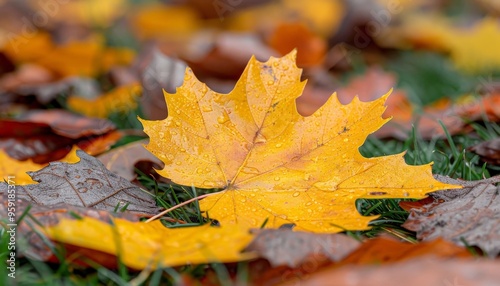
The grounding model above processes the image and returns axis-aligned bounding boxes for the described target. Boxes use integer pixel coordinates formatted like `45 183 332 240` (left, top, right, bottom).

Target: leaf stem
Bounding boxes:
145 192 218 223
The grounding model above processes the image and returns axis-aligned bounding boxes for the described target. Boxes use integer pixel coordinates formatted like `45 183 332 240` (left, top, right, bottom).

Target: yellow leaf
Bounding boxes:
68 84 142 118
44 217 255 269
140 51 461 233
227 0 344 37
132 4 201 40
2 32 54 64
0 146 80 185
379 16 500 73
28 0 128 27
447 18 500 73
35 37 134 78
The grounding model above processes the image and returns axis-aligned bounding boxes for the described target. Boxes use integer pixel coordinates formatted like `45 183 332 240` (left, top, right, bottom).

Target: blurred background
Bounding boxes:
0 0 499 139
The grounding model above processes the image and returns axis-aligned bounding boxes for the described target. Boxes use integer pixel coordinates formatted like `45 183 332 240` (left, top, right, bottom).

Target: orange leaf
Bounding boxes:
141 52 460 233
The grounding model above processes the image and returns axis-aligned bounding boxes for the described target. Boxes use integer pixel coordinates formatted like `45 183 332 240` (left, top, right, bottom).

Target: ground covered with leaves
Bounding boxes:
1 1 500 285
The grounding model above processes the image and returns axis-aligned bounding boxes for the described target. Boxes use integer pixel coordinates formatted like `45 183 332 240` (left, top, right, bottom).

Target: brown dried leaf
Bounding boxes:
254 237 472 286
0 109 119 163
403 176 500 257
140 50 187 120
245 229 360 267
98 139 163 181
0 150 160 215
280 257 500 286
469 138 500 165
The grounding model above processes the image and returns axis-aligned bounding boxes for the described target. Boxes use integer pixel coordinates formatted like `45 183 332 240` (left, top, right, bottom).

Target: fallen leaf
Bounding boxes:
67 83 142 118
267 22 327 67
140 52 460 233
338 237 472 265
98 139 163 181
0 146 80 185
0 109 119 163
0 150 159 215
48 0 128 28
279 257 500 286
43 217 256 269
254 237 472 286
245 229 360 267
0 198 143 263
379 15 500 73
131 4 201 40
20 109 115 138
403 176 500 257
469 137 500 165
3 31 134 78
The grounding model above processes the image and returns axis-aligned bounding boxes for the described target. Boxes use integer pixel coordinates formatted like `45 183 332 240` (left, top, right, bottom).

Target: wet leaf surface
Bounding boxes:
403 175 500 257
141 52 460 233
245 228 360 267
0 150 160 215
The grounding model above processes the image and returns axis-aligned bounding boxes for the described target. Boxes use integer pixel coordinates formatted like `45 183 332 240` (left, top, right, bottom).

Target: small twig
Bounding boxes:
145 192 218 223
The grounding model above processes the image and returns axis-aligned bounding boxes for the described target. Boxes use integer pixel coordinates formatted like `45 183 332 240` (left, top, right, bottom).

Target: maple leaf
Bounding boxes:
0 150 159 214
403 176 500 257
140 51 460 232
43 217 255 269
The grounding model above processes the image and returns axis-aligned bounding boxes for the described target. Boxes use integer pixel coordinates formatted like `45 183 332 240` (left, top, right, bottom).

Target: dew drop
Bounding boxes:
305 201 312 206
175 110 181 115
267 80 274 85
196 168 203 174
274 176 280 181
254 133 267 144
242 166 260 174
343 138 349 142
203 181 216 187
403 192 409 197
217 113 229 124
250 193 256 197
275 143 282 148
304 174 311 181
240 198 247 203
278 214 288 219
292 192 300 197
180 148 186 152
307 209 313 213
251 208 257 212
175 161 182 165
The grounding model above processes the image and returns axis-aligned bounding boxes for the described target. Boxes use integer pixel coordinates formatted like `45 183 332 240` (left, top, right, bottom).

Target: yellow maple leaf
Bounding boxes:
43 217 255 269
0 146 80 185
140 51 460 233
68 84 142 118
